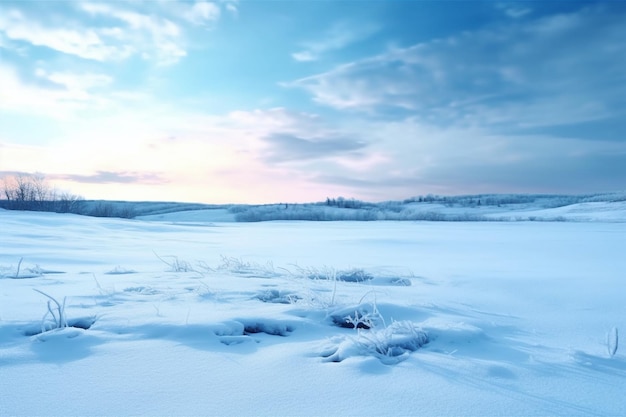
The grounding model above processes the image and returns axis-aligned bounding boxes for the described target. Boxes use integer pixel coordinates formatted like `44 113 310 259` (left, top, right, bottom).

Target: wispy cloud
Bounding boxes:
0 1 231 66
228 107 322 134
292 21 378 62
289 5 626 131
496 3 532 19
224 1 239 17
227 107 369 163
79 2 186 65
53 171 166 185
0 9 131 62
181 2 221 25
36 69 112 96
0 62 135 119
262 133 366 162
0 64 102 116
324 116 626 198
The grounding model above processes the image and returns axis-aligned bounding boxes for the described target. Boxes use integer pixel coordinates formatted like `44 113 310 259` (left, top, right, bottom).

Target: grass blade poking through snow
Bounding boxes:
15 257 23 278
607 327 619 357
153 251 195 272
33 289 67 332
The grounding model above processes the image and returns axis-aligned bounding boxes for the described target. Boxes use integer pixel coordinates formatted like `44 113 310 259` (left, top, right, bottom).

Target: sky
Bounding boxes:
1 0 625 204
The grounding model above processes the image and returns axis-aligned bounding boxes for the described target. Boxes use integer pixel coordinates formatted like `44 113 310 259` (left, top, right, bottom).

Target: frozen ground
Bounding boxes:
1 209 625 416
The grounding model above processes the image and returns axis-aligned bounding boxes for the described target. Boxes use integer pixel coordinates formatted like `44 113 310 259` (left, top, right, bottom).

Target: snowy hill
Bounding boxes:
3 192 626 223
137 198 626 223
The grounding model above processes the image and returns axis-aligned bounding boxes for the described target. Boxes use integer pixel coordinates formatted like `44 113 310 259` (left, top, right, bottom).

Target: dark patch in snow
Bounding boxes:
23 316 97 336
123 286 159 295
304 268 374 282
67 316 97 330
336 269 374 283
219 335 254 345
254 289 301 304
329 304 385 330
334 318 371 329
240 320 295 337
382 277 412 286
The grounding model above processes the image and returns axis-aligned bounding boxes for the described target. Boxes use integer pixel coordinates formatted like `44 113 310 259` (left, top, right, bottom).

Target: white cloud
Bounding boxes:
286 58 419 109
292 21 379 62
0 1 236 66
291 51 316 62
497 3 532 19
81 3 179 36
225 2 238 17
80 2 186 65
228 107 321 134
45 70 111 88
0 4 187 65
0 64 107 116
184 2 221 25
0 9 130 62
0 61 149 122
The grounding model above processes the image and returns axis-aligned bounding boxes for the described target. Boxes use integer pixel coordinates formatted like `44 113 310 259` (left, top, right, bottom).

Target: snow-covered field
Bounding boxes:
1 208 625 416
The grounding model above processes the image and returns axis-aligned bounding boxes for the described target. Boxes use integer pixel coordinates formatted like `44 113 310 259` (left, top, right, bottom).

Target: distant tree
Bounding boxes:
1 173 83 213
89 202 114 217
2 173 46 210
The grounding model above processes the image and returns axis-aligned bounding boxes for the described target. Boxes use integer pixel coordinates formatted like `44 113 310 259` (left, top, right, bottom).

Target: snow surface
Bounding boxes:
1 209 625 416
138 208 236 223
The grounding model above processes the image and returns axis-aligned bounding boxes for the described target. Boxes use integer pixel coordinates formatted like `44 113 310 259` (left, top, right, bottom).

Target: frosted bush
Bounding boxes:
330 303 385 330
356 321 429 364
321 321 429 364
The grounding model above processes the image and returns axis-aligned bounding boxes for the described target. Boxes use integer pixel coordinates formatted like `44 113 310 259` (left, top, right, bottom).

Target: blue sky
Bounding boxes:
1 0 625 203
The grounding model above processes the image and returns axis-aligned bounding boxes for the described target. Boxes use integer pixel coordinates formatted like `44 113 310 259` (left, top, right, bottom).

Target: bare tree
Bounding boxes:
2 173 40 210
55 191 84 213
1 173 83 213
